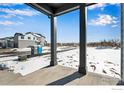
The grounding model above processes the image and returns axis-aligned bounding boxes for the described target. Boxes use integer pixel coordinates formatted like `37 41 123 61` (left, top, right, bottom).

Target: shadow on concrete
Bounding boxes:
117 80 124 85
47 72 85 85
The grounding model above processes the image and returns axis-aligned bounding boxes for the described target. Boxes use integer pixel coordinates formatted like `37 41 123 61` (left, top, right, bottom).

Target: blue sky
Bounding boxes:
87 4 120 42
0 3 121 43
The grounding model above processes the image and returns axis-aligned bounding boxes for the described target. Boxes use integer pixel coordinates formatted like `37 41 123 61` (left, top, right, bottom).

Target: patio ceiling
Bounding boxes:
27 3 96 16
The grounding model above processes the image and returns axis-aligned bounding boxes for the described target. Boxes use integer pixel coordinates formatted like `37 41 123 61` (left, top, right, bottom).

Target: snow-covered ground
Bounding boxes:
11 55 50 76
11 48 31 52
0 54 51 76
0 46 121 78
58 47 120 78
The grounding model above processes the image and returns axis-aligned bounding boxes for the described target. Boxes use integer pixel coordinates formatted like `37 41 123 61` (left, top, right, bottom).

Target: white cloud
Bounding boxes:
0 20 15 25
0 4 40 20
0 3 14 6
88 3 106 10
0 3 23 6
0 20 24 26
0 14 16 18
17 16 24 20
0 8 40 17
88 3 119 10
0 14 25 20
88 14 118 26
111 24 118 28
0 3 38 19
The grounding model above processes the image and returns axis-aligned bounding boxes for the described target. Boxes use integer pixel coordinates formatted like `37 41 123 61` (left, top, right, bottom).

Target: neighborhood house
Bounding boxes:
0 32 47 48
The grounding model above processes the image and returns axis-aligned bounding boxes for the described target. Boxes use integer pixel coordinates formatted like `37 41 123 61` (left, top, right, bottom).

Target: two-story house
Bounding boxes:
14 32 46 48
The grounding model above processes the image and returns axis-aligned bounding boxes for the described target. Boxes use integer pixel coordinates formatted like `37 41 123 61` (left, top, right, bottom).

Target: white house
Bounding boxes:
14 32 47 48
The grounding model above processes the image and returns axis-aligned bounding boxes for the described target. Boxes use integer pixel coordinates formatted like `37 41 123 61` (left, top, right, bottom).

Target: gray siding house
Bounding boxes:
0 32 46 48
0 37 14 48
14 32 47 48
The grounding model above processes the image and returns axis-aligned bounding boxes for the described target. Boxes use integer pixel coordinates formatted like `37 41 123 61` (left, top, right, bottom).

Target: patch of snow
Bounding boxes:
0 56 18 62
2 55 50 76
13 56 50 76
16 48 31 52
57 47 120 78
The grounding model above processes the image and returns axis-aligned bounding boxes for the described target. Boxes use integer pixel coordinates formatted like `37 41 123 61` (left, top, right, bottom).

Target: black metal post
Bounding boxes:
78 4 87 75
50 15 57 66
121 3 124 81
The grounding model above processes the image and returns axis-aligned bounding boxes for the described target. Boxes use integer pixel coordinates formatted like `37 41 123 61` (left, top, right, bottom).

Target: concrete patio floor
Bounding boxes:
0 65 122 85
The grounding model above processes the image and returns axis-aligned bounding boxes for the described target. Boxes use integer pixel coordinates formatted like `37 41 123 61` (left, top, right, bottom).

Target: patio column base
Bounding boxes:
50 61 57 66
78 67 86 75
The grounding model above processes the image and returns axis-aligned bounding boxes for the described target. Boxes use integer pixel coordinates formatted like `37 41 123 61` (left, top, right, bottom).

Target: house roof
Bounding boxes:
26 32 46 38
0 36 14 40
27 3 96 16
14 33 24 36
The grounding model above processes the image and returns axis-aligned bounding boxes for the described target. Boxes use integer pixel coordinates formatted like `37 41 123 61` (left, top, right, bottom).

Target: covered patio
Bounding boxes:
0 3 123 85
27 3 124 82
27 3 95 75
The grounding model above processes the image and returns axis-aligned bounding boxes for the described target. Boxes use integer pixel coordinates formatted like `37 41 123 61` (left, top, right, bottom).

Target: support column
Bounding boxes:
78 4 87 75
121 4 124 81
50 15 57 66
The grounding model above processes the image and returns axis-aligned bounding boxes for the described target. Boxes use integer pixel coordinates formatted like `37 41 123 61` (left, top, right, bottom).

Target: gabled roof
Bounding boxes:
26 32 46 38
14 33 24 36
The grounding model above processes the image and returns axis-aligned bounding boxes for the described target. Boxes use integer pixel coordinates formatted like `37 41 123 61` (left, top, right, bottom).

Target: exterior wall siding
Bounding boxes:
18 40 37 48
14 34 19 48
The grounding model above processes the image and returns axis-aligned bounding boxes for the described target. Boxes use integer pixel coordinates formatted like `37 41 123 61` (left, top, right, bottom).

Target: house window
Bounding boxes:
21 36 24 39
33 37 35 40
28 37 31 40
